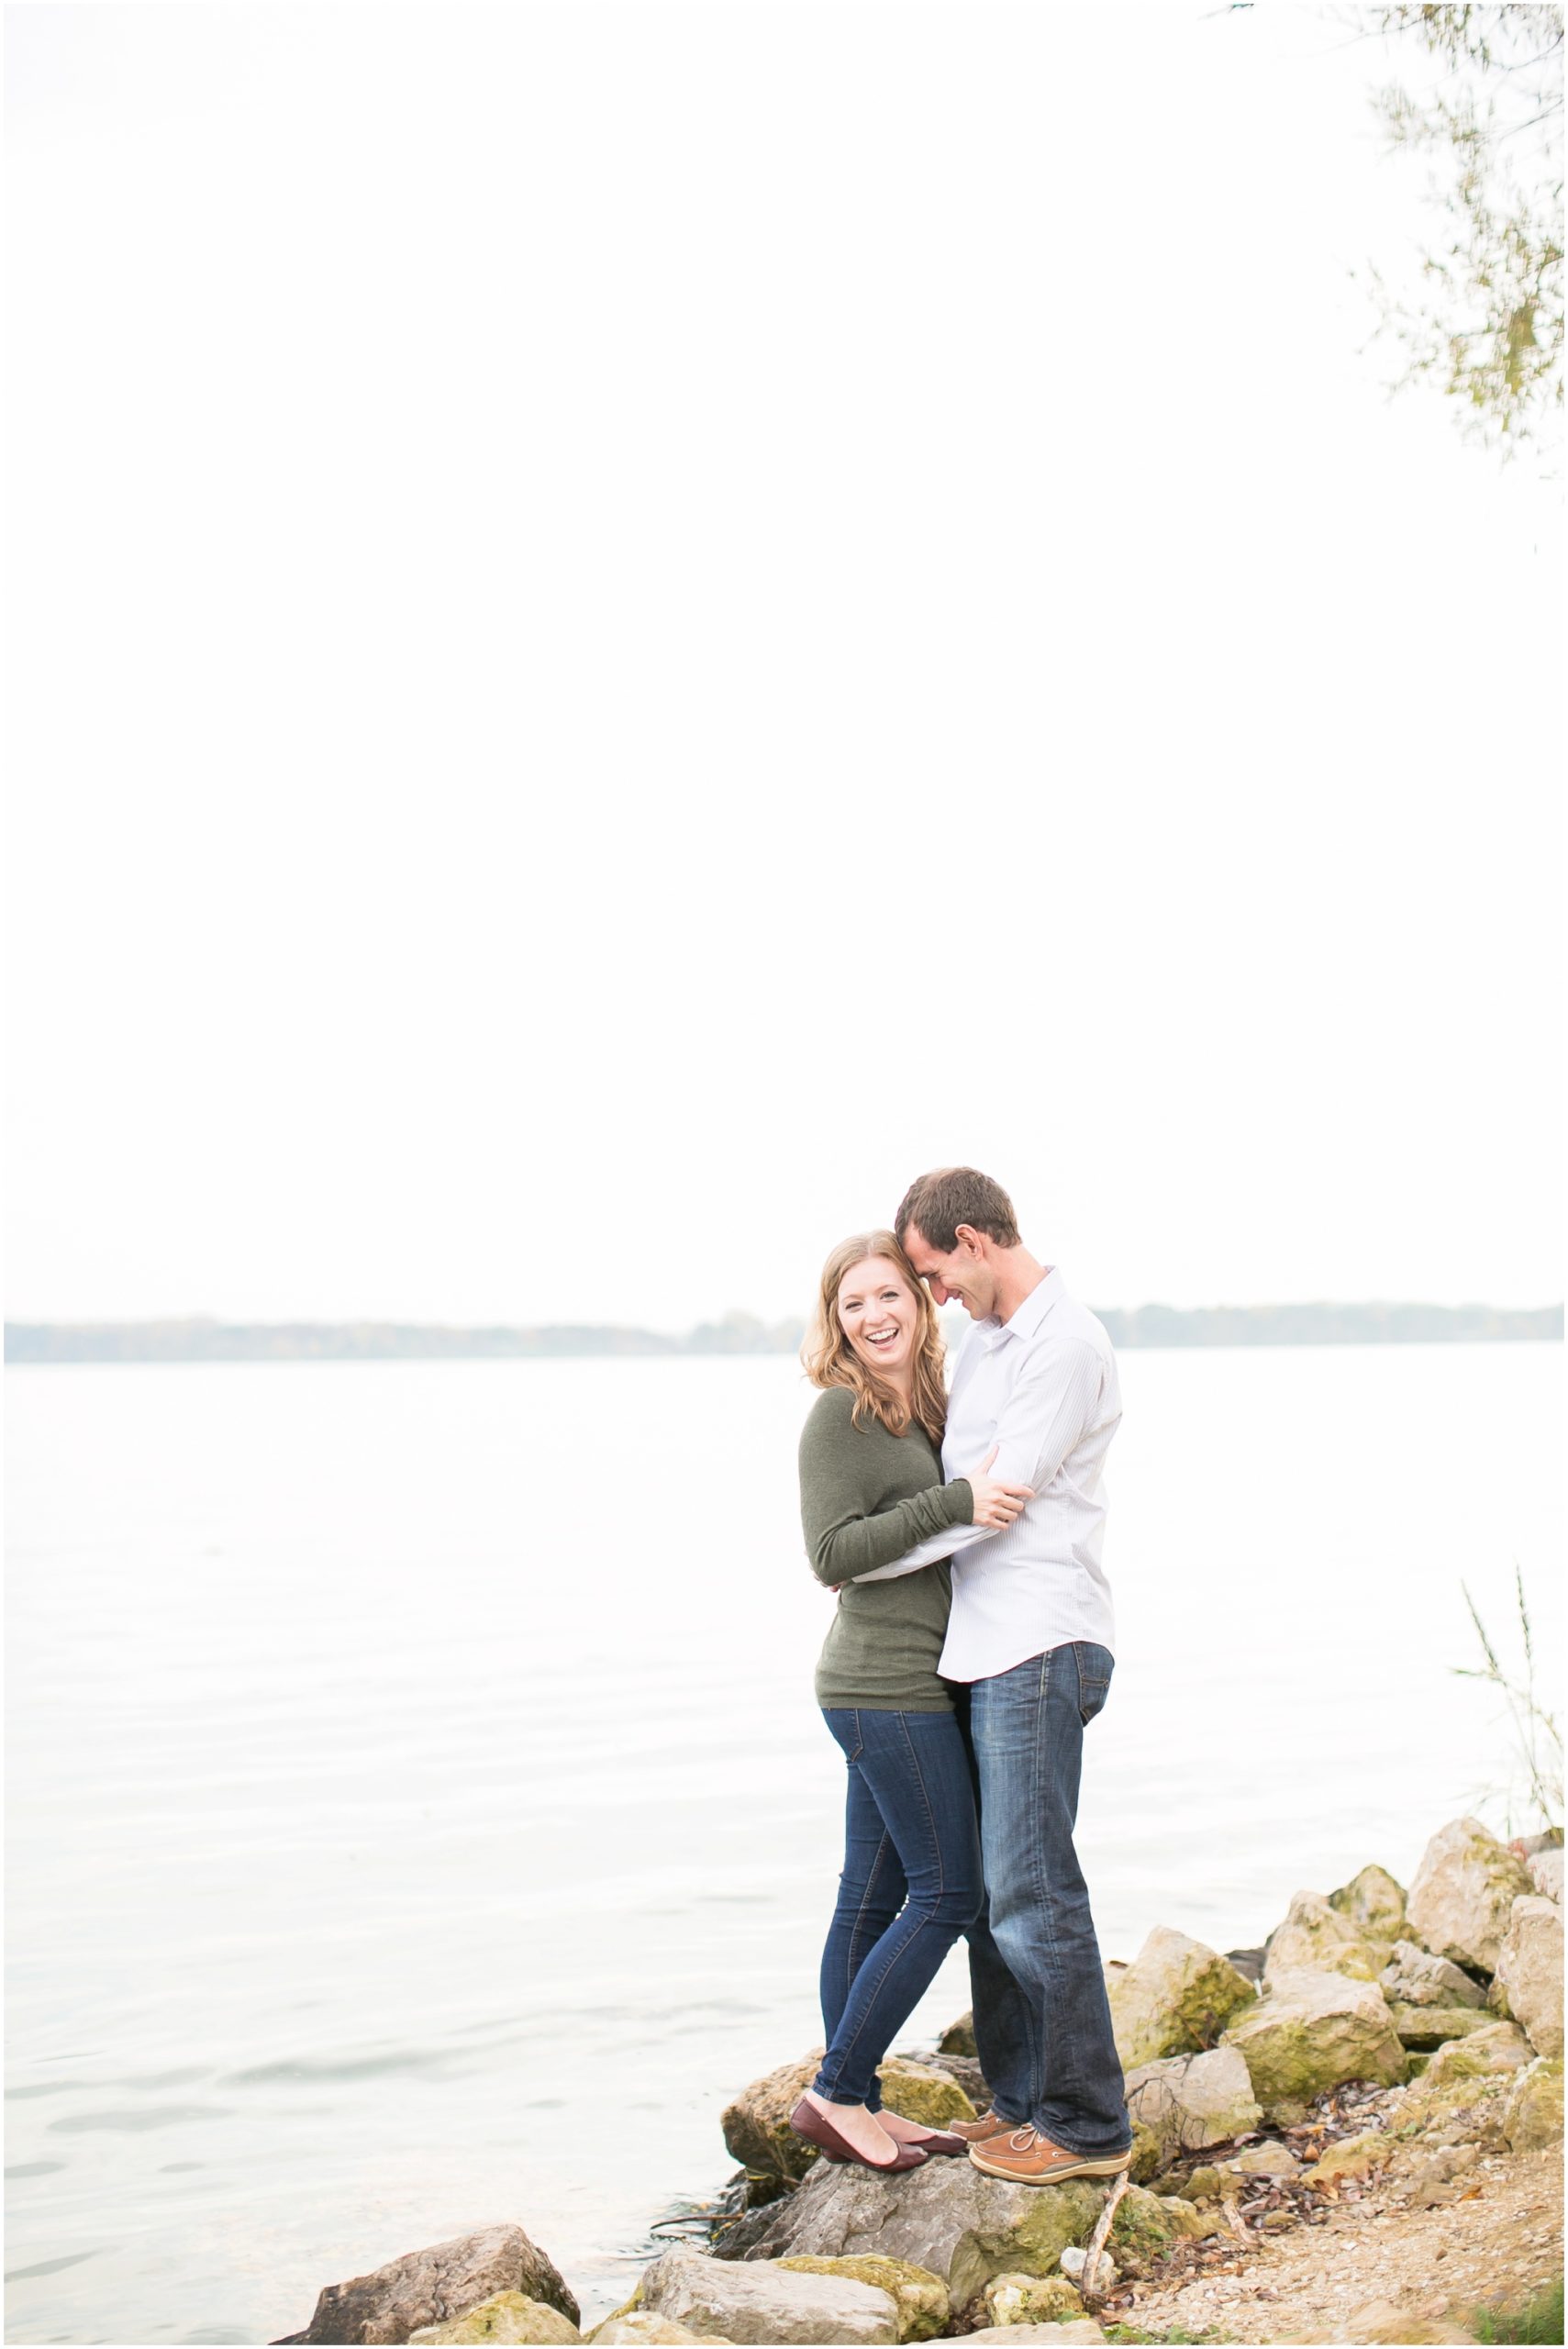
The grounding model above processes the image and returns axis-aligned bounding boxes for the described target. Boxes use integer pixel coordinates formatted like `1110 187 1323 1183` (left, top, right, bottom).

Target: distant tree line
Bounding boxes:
6 1302 1560 1364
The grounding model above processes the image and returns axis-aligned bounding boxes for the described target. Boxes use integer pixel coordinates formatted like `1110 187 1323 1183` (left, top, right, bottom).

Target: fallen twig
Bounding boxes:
1079 2169 1131 2304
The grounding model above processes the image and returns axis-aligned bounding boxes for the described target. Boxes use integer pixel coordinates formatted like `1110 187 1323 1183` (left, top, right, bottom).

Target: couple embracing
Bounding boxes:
790 1166 1131 2187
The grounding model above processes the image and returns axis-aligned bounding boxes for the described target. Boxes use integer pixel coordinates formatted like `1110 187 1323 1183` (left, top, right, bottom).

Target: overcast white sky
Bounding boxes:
6 3 1562 1331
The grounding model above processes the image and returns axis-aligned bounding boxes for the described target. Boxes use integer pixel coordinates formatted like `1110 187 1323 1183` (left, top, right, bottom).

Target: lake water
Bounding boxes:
5 1345 1562 2346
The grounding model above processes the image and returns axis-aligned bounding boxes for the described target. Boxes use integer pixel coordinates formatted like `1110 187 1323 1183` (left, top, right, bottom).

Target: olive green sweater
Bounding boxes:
798 1385 974 1712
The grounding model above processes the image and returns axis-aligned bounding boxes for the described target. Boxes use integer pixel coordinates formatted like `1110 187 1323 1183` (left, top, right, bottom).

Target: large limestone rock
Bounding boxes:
937 2012 977 2057
982 2273 1084 2326
1526 1847 1562 1903
1108 2188 1211 2267
1231 2142 1303 2180
1388 2003 1501 2050
1219 1967 1406 2121
1264 1892 1388 1986
1488 1895 1563 2058
874 2061 976 2129
776 2259 946 2343
633 2249 897 2343
716 2153 1129 2313
1418 2021 1534 2093
720 2054 823 2186
587 2322 730 2346
914 2051 990 2112
1501 2056 1563 2152
965 2328 1106 2346
410 2299 581 2345
1418 2010 1530 2086
1329 1865 1407 1945
1106 1928 1257 2069
1391 2020 1536 2142
277 2226 581 2345
1406 1818 1533 1975
1121 2045 1262 2176
1379 1941 1485 2010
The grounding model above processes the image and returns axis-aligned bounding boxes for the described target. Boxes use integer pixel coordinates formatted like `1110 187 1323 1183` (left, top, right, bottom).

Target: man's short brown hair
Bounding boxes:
895 1167 1021 1253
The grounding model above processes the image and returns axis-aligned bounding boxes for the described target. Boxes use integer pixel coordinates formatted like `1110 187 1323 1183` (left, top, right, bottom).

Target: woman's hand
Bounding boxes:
967 1443 1033 1531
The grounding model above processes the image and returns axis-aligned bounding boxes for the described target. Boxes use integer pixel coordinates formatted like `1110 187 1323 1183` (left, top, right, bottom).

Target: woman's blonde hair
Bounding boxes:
801 1230 948 1444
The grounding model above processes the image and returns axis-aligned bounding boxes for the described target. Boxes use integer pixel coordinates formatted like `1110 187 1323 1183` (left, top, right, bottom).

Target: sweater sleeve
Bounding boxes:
798 1399 974 1586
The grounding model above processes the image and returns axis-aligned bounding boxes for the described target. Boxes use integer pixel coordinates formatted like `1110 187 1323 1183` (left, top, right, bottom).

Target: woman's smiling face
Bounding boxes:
836 1254 919 1383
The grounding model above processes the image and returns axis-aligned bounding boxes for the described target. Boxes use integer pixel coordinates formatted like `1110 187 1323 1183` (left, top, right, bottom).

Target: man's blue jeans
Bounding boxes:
814 1708 984 2108
954 1642 1132 2160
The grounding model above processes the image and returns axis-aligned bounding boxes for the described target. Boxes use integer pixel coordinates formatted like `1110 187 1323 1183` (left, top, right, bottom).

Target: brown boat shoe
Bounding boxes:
967 2124 1133 2186
943 2108 1019 2144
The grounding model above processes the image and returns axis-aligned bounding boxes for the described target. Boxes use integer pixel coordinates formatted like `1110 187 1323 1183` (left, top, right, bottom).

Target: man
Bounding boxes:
858 1165 1130 2184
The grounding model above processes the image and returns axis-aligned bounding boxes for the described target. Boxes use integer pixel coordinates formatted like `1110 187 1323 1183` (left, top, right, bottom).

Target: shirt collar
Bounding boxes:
984 1265 1064 1349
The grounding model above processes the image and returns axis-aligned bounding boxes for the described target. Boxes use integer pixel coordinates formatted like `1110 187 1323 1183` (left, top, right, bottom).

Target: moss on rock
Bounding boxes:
1501 2056 1563 2153
720 2051 825 2185
1385 2021 1533 2144
1102 2184 1195 2270
1388 2002 1501 2049
1219 1966 1407 2119
1264 1892 1390 1986
942 2180 1110 2309
983 2273 1086 2326
1107 1928 1258 2070
1125 2121 1164 2184
875 2060 977 2128
409 2295 583 2345
1329 1865 1407 1944
1418 2021 1533 2088
777 2255 947 2342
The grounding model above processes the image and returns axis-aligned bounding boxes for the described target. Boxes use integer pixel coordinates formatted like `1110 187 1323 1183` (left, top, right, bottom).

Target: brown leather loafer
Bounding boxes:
967 2124 1133 2186
944 2108 1018 2143
789 2096 929 2173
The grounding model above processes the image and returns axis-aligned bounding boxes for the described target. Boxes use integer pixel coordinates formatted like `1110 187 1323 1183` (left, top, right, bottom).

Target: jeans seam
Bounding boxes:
823 1717 947 2088
898 1710 944 1900
967 1649 1129 2159
846 1828 899 1987
815 1911 950 2095
1027 1652 1055 2123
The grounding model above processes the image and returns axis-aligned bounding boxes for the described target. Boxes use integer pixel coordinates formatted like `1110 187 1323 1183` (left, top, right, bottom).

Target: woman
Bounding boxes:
789 1231 1032 2173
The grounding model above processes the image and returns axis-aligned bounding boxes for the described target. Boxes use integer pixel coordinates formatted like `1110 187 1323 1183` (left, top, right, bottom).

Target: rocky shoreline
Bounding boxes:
272 1816 1562 2348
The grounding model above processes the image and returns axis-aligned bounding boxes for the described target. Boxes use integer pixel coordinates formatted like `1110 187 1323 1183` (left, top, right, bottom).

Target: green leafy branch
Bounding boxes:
1362 5 1564 456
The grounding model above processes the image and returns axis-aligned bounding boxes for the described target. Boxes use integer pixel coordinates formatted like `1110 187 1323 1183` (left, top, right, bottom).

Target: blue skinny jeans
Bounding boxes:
813 1706 983 2109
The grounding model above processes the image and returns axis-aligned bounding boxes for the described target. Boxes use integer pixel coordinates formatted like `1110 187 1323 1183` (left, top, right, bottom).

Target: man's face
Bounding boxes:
902 1221 999 1321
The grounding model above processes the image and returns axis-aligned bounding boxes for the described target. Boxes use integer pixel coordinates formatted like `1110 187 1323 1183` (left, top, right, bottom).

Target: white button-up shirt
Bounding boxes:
857 1267 1120 1682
